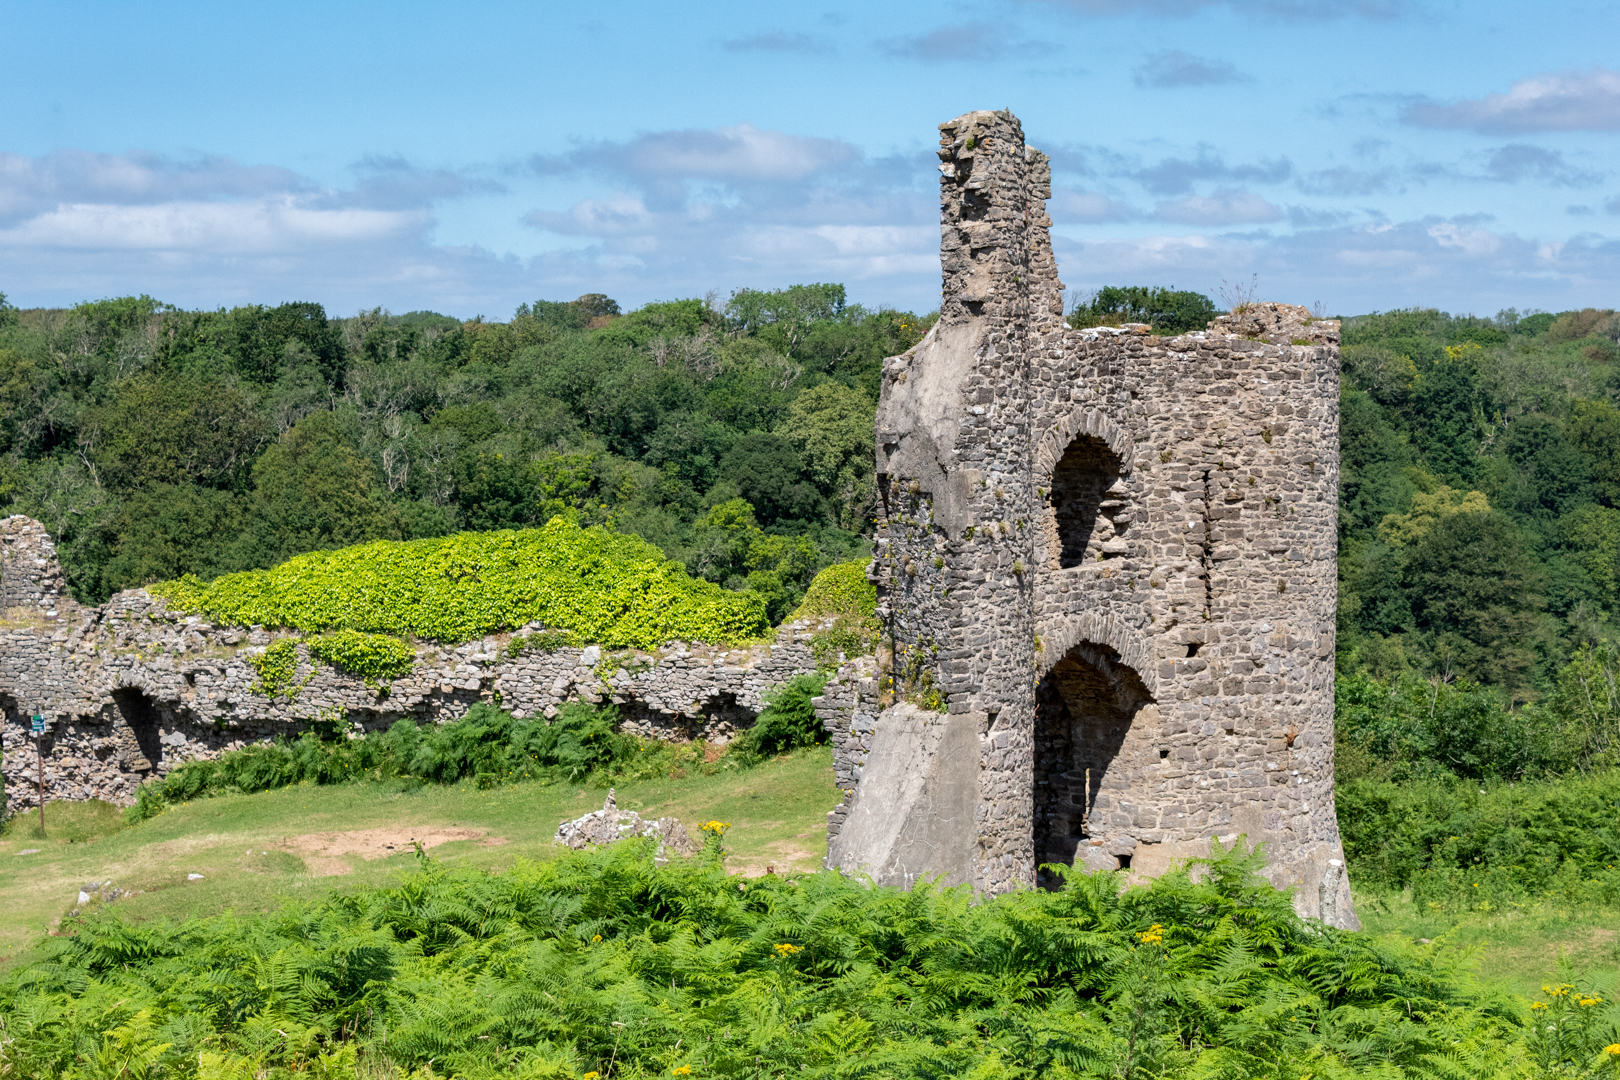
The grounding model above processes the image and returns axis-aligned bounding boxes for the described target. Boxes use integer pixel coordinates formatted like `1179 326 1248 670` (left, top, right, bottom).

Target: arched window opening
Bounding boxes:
1047 435 1125 569
1033 643 1151 889
113 688 163 773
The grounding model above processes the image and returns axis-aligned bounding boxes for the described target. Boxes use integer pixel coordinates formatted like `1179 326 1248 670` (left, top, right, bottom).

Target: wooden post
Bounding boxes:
31 714 44 837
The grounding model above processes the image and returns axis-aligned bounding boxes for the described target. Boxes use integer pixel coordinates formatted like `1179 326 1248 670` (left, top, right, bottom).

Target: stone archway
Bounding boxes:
1033 641 1153 887
1043 434 1126 569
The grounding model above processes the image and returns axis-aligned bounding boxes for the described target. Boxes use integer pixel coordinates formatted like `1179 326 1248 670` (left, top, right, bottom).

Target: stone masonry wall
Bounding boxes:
826 110 1355 928
0 523 846 813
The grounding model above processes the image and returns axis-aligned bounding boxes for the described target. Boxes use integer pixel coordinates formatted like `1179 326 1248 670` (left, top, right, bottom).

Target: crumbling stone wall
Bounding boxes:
827 110 1354 928
0 528 842 812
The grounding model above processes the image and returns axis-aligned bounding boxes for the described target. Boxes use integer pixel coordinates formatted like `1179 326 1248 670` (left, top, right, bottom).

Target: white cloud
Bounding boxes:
1056 217 1620 314
1 199 424 253
519 124 935 303
1051 187 1138 223
1153 190 1281 225
531 124 858 190
1404 68 1620 134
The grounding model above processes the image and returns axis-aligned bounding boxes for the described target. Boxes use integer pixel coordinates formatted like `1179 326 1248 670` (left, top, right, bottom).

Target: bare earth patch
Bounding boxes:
277 827 493 876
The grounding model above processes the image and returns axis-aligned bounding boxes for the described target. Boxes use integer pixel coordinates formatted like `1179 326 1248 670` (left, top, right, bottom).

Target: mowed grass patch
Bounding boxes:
1355 886 1620 1000
0 745 838 969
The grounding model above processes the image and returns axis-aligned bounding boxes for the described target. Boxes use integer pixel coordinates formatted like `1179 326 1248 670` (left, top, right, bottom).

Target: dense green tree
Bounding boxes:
103 483 248 590
1404 510 1542 696
1568 399 1620 507
1409 354 1484 487
235 412 407 564
81 374 267 492
1491 413 1593 525
1068 285 1217 334
719 432 821 526
778 382 876 530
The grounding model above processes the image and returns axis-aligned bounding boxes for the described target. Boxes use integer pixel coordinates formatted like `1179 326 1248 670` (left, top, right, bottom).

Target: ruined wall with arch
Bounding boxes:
826 109 1354 928
0 515 845 814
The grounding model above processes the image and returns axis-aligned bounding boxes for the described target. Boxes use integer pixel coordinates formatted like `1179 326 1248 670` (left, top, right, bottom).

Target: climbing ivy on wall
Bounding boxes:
152 518 768 649
305 629 416 684
247 639 302 700
788 558 880 668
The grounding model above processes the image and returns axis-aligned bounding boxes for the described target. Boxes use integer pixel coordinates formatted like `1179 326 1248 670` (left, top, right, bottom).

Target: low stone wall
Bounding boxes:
0 517 858 813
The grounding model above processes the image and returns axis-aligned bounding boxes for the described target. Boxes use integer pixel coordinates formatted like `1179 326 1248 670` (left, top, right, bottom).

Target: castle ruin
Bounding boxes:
0 108 1352 927
822 110 1354 928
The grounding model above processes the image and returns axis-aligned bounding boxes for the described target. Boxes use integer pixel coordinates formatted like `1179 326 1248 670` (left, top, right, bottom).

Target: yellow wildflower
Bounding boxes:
1532 1002 1547 1010
672 1068 693 1076
585 1074 600 1079
1579 995 1603 1007
1136 924 1165 945
592 934 602 942
1605 1044 1620 1056
774 943 803 956
699 821 730 834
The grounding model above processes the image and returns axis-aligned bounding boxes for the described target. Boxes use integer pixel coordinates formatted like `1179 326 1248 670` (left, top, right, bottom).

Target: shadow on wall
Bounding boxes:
1048 434 1125 569
112 688 163 773
1034 642 1153 889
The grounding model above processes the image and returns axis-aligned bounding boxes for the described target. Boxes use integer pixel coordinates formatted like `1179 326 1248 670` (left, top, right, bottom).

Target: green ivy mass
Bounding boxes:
306 629 417 681
151 518 769 649
788 558 876 625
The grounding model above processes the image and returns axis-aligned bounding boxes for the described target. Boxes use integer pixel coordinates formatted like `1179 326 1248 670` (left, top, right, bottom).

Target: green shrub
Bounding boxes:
789 558 879 667
728 673 827 764
504 628 580 657
0 841 1576 1079
128 702 646 821
151 517 769 648
1338 768 1620 907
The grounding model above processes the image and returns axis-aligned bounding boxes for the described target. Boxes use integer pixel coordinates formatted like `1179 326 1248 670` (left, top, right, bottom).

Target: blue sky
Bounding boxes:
3 0 1618 318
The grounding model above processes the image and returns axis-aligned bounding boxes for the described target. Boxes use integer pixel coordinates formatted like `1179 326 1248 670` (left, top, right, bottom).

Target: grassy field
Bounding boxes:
0 745 841 969
1355 888 1620 1001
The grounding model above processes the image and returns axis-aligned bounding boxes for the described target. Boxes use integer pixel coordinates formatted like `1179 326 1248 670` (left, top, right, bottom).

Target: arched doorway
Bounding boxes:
1033 641 1152 886
1046 434 1125 568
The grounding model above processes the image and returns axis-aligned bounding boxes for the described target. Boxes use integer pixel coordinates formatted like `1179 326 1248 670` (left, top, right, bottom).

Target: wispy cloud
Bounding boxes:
1403 68 1620 134
523 123 936 301
1026 0 1402 19
1482 144 1602 187
879 22 1049 61
1153 189 1281 225
1133 50 1250 87
1051 187 1138 223
1055 216 1620 314
1131 147 1292 195
721 31 831 55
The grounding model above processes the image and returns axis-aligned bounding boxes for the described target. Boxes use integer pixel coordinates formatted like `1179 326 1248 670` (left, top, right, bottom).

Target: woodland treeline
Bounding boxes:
0 286 921 622
4 283 1620 778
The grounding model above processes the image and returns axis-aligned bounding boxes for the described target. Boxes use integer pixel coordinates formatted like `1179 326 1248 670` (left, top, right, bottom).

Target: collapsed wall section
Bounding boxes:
0 547 850 812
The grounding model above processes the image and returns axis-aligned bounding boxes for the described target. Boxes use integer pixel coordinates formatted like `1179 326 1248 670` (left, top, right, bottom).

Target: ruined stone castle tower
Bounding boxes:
825 110 1354 927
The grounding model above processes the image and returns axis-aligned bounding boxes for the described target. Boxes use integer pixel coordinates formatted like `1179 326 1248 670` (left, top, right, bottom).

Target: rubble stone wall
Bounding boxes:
0 521 840 812
825 110 1355 928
